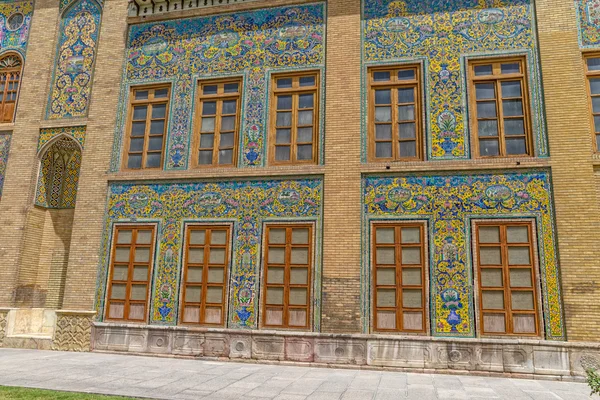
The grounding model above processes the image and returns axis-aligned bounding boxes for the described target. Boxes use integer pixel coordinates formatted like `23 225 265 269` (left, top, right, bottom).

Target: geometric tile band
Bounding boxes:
362 170 565 340
97 178 323 330
363 0 547 160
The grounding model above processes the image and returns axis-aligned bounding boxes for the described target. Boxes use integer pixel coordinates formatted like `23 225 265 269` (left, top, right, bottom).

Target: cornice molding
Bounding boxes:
127 0 261 17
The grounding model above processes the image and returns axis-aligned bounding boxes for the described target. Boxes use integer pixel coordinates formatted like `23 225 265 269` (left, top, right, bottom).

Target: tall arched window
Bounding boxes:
0 53 22 123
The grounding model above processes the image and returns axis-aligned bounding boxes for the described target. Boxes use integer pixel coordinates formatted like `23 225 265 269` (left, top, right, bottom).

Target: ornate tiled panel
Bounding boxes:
47 0 103 119
112 3 326 170
38 126 86 152
362 0 546 160
0 1 33 58
576 0 600 48
96 178 323 329
362 170 565 340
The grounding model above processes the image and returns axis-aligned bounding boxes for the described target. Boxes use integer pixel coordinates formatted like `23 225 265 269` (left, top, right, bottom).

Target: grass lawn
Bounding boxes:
0 386 141 400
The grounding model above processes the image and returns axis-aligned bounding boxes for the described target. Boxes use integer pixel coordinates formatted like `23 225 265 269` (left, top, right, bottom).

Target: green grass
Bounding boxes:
0 386 140 400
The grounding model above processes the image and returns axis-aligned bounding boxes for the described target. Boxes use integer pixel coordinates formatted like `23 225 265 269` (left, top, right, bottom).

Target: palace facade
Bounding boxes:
0 0 599 377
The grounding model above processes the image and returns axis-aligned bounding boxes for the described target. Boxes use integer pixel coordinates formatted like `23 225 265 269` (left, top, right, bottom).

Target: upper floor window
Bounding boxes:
269 72 319 165
474 222 540 337
368 66 423 162
469 58 532 158
123 85 170 170
585 54 600 151
194 79 242 167
0 53 22 123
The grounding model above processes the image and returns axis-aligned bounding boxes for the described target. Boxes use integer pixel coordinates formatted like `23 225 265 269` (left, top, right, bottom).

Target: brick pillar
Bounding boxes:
60 0 127 311
320 0 363 333
535 1 600 341
0 0 59 307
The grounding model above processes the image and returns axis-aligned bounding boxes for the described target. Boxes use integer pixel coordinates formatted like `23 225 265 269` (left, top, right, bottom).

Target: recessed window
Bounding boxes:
368 66 423 162
124 86 170 170
372 223 427 333
0 53 22 123
262 224 313 329
194 79 242 167
7 13 24 31
180 225 230 326
469 58 532 157
475 222 540 336
585 54 600 151
269 72 319 165
106 225 156 323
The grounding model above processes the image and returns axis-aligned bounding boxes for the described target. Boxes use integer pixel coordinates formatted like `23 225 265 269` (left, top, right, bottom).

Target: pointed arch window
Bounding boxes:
0 53 23 123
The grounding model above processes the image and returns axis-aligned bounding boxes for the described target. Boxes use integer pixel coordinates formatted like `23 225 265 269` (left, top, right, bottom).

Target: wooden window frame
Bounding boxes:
179 224 231 326
192 78 242 168
367 65 424 162
473 221 541 337
468 57 533 158
105 224 156 323
372 222 428 334
268 71 320 165
584 53 600 152
261 223 313 330
122 84 171 171
0 52 23 123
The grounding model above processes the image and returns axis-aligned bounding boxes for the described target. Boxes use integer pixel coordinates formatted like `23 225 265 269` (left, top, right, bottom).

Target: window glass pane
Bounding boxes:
290 268 308 285
375 142 392 158
402 268 422 286
591 78 600 95
479 139 499 156
115 247 130 263
187 267 203 283
299 94 314 109
117 230 133 244
508 247 530 265
592 97 600 113
297 145 313 160
375 124 392 140
131 284 147 301
482 291 504 309
480 247 501 265
277 95 292 110
221 116 235 131
501 63 520 74
133 106 147 120
148 137 163 151
477 101 497 118
398 105 415 121
402 289 422 308
224 82 239 93
203 85 217 95
131 122 146 136
129 138 144 152
209 248 225 264
269 229 286 244
135 90 149 100
206 287 222 304
268 247 285 264
183 306 200 323
481 268 503 287
474 65 493 76
504 119 525 136
188 248 204 264
152 104 166 119
154 88 168 98
267 267 284 284
201 117 215 133
398 88 415 103
401 247 421 265
291 248 309 265
129 303 145 319
376 228 395 244
377 268 396 285
298 127 313 143
145 153 162 168
277 78 292 89
399 123 416 139
373 71 390 81
276 129 291 144
134 248 150 263
475 83 495 100
588 58 600 71
377 289 396 307
375 107 392 122
403 312 423 330
222 100 237 114
211 230 227 245
511 291 534 310
398 69 415 80
505 138 527 155
298 110 313 125
202 101 216 115
375 90 391 105
483 314 506 333
127 155 142 169
503 100 523 117
299 76 315 87
267 288 284 305
289 288 307 305
200 133 214 149
276 112 292 127
595 116 600 133
220 132 234 148
507 226 529 243
133 265 148 281
510 269 532 288
292 228 309 244
111 284 126 300
513 314 536 333
108 303 124 319
501 81 522 98
479 226 500 243
275 146 290 161
185 286 202 303
198 151 212 165
219 150 233 165
150 120 164 134
478 120 498 137
113 265 128 281
376 247 395 265
377 311 396 330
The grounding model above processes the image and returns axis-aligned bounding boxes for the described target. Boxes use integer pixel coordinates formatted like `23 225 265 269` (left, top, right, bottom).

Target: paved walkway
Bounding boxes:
0 349 597 400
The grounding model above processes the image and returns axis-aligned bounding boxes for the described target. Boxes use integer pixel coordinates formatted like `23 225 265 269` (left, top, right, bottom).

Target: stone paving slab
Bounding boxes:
0 349 598 400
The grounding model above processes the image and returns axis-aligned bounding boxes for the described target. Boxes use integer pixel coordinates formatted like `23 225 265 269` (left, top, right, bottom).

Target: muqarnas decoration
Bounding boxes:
47 0 103 119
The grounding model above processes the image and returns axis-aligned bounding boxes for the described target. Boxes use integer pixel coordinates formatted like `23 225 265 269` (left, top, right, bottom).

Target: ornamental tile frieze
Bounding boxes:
363 0 546 160
112 3 325 170
362 170 565 340
0 0 33 58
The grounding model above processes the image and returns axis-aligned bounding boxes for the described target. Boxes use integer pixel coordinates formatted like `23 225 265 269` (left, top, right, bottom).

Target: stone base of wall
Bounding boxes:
92 323 600 381
52 310 96 351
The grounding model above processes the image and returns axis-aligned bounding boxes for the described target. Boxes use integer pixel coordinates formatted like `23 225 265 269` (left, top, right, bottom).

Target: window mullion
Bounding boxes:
392 85 399 160
500 225 513 334
291 94 299 163
396 226 402 331
201 231 210 324
495 80 506 157
214 100 223 165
